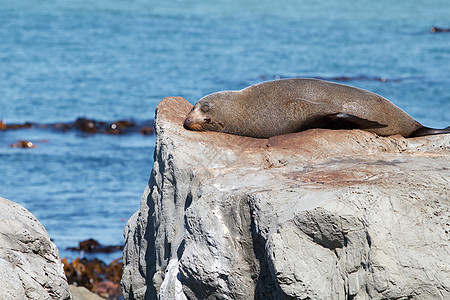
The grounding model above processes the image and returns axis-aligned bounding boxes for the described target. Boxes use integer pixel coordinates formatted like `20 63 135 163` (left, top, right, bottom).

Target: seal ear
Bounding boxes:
313 113 388 130
201 104 210 113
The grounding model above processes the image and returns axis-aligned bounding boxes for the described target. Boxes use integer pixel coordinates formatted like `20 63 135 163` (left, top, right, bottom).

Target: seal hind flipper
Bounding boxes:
312 113 388 130
409 126 450 137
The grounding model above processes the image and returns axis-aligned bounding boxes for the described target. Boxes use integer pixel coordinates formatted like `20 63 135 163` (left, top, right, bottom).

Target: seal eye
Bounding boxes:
201 105 210 113
204 117 211 124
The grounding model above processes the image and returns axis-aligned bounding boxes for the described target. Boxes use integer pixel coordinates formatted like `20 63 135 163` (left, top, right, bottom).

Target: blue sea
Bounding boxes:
1 0 449 262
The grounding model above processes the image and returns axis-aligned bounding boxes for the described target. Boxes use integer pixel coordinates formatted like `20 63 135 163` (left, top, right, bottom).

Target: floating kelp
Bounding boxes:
62 257 123 299
0 118 154 135
66 238 123 253
9 140 37 148
1 121 33 130
257 75 402 83
313 75 401 82
430 27 450 33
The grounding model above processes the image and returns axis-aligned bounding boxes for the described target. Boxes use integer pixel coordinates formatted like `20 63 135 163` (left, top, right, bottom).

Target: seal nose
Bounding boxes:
184 117 193 128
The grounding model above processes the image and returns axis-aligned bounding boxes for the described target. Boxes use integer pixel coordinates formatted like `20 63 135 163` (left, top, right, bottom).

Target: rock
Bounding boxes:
121 97 450 300
70 285 104 300
0 197 71 299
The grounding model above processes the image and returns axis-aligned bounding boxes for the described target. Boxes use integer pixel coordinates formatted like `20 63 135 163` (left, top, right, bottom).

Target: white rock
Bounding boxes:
122 97 450 300
0 197 71 299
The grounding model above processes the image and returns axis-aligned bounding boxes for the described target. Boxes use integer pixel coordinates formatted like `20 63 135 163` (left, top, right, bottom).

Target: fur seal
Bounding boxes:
184 78 450 138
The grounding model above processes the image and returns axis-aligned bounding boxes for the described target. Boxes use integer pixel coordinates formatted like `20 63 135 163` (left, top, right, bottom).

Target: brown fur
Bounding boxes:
184 79 446 138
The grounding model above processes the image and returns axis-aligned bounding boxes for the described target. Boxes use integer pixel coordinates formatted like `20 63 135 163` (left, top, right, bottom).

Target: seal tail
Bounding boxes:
409 126 450 138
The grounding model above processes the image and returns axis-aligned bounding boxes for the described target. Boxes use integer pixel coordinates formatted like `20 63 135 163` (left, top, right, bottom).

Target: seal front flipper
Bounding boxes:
312 113 388 130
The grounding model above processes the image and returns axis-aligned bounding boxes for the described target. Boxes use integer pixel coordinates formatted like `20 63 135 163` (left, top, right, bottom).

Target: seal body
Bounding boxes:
184 79 444 138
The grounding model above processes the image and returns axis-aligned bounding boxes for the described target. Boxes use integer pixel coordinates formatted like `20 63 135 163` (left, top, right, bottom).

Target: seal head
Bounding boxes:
184 93 228 132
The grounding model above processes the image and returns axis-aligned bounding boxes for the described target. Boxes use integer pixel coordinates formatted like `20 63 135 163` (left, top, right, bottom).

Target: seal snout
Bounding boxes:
184 109 206 131
183 116 197 130
183 116 198 130
184 116 193 127
183 117 192 129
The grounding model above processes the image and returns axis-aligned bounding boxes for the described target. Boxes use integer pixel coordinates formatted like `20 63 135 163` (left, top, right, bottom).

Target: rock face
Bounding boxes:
122 97 450 300
0 197 71 300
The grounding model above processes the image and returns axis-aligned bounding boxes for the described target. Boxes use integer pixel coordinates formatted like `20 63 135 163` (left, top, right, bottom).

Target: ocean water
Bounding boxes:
1 0 449 261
